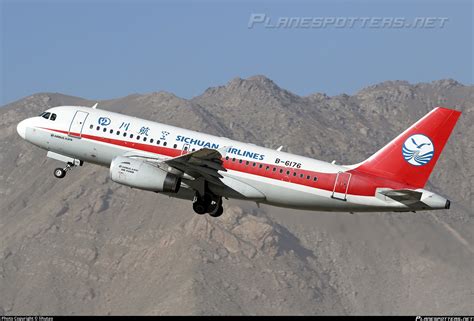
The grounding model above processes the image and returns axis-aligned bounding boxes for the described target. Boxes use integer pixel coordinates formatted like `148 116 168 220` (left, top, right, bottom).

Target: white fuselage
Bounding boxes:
17 106 448 212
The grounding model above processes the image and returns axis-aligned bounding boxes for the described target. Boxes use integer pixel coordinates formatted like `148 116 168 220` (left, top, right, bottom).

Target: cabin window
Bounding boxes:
117 131 120 135
192 148 196 152
246 161 249 165
96 126 100 131
253 163 256 167
313 177 318 181
293 172 297 176
136 135 141 140
103 128 107 132
239 159 243 164
130 134 134 138
272 167 276 172
143 137 147 142
300 173 304 178
266 166 270 171
110 129 114 134
225 156 229 160
232 158 236 162
259 164 263 169
286 170 290 175
173 144 177 148
156 140 160 145
163 142 167 146
90 125 93 129
280 169 283 174
307 175 310 180
123 132 127 137
150 138 154 143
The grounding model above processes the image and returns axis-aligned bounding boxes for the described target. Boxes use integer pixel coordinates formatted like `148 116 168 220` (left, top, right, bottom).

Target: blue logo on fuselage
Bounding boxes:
98 117 111 126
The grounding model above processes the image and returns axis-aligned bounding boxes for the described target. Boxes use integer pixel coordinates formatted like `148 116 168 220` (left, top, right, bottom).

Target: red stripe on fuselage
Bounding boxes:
42 127 412 196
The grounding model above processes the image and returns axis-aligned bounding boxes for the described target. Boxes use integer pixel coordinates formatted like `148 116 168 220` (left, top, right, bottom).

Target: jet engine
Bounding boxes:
110 156 181 193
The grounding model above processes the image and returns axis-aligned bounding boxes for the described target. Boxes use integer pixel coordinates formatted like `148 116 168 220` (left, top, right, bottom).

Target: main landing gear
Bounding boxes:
192 193 224 217
53 162 76 179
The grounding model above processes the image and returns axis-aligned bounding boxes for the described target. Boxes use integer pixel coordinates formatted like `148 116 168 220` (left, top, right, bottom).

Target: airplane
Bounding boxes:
16 104 461 217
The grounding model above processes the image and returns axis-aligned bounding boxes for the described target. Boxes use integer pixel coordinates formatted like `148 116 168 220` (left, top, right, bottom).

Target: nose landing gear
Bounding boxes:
54 168 66 178
53 162 78 179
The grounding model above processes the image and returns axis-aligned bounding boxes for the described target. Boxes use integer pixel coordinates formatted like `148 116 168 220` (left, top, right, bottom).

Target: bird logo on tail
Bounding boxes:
402 134 435 166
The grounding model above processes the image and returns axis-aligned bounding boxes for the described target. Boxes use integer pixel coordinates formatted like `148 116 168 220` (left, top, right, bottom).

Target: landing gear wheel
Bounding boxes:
209 206 224 218
54 168 66 179
207 198 220 214
207 196 222 216
193 202 207 215
193 194 212 215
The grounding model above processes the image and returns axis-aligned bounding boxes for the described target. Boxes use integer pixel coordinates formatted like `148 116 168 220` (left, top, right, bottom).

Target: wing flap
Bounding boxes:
164 148 227 183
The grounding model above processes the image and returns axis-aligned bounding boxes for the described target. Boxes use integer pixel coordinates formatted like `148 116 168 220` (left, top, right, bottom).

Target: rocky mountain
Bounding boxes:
0 76 473 315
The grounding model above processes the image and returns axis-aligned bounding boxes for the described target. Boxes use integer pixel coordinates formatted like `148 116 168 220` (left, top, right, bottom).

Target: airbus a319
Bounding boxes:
17 105 461 217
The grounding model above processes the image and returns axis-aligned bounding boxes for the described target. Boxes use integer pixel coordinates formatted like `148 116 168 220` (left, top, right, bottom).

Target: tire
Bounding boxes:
209 206 223 218
54 168 66 179
192 201 207 215
206 200 219 214
206 195 222 213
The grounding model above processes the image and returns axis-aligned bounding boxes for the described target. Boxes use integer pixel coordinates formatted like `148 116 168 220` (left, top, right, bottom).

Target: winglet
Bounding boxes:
91 102 98 109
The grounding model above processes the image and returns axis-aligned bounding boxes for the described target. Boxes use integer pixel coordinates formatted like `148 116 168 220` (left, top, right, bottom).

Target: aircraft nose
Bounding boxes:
17 119 27 139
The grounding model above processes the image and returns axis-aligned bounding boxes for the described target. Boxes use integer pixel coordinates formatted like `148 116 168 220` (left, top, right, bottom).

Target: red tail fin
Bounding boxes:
355 107 461 188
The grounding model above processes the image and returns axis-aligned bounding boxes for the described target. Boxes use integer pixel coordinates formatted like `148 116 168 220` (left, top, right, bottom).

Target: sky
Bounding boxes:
1 0 472 105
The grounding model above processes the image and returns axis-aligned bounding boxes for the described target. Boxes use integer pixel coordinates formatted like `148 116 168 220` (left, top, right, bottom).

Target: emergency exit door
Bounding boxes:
332 171 351 201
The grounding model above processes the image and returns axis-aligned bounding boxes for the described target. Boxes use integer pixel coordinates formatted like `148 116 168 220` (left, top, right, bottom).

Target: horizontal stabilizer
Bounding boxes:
379 189 423 202
378 188 427 209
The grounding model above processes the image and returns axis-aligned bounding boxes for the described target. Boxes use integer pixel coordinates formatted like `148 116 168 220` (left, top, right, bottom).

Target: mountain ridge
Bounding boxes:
0 76 472 315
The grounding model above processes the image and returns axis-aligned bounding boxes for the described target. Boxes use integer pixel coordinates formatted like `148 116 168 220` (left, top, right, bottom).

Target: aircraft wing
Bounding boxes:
117 147 227 186
163 148 227 185
120 148 265 199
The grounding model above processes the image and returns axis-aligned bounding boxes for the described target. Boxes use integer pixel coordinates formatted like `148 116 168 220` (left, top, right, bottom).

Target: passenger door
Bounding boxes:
68 111 89 138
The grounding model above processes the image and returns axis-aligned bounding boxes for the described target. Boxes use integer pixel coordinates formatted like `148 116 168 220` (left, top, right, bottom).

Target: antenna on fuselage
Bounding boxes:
276 146 283 152
91 103 98 109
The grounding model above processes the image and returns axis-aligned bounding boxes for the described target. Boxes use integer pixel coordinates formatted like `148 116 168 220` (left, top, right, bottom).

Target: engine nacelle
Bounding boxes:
110 156 181 193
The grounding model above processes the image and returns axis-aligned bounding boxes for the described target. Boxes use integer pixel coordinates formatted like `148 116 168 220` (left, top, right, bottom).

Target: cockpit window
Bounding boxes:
41 112 51 119
38 112 56 120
